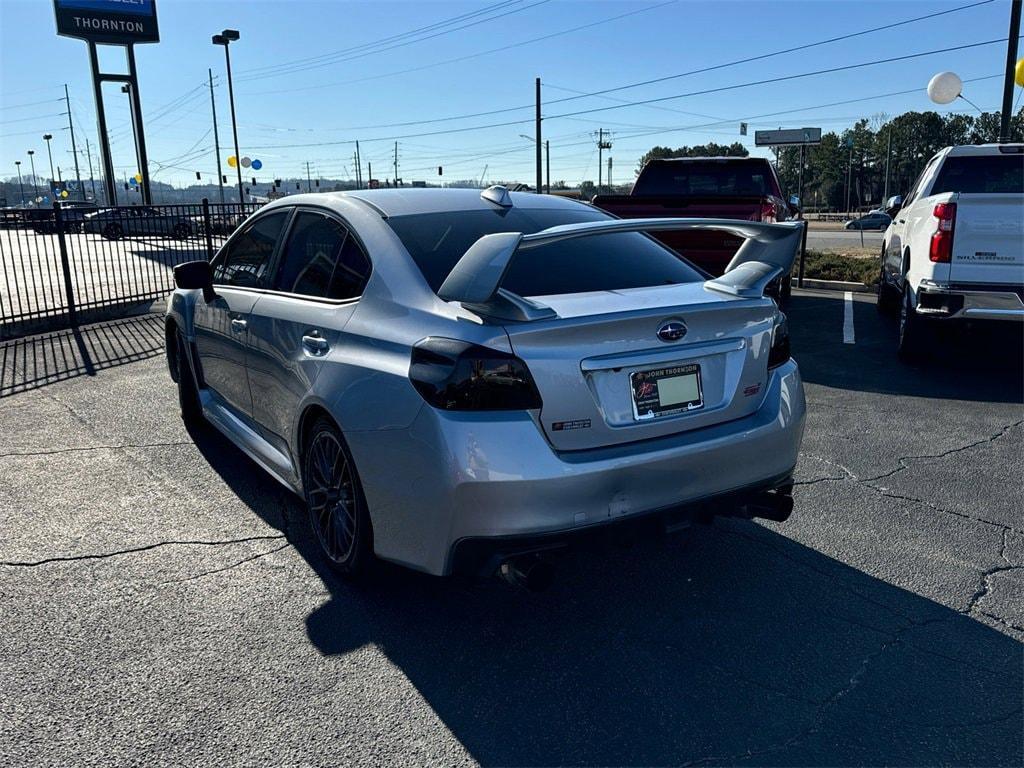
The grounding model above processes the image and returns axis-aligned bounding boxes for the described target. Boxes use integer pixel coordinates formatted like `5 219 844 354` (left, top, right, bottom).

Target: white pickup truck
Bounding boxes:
877 143 1024 360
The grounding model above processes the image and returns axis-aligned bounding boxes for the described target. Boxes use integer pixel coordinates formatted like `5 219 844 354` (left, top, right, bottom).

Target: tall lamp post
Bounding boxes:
42 134 56 190
213 29 245 205
26 150 39 198
14 161 25 204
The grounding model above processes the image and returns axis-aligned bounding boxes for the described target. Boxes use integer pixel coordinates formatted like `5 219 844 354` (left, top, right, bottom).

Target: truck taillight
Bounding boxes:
760 200 777 222
928 202 956 263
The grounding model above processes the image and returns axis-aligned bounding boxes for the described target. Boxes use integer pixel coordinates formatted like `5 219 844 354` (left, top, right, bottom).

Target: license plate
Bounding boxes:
630 364 703 420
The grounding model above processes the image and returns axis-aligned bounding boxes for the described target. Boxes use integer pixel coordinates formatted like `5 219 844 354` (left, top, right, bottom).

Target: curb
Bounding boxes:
798 278 872 293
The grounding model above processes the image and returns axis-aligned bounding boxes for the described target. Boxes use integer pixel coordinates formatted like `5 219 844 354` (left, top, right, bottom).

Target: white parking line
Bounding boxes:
843 291 856 344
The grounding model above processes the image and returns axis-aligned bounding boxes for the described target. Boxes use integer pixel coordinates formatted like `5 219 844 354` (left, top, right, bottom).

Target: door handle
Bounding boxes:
230 318 247 332
897 219 905 224
302 332 329 356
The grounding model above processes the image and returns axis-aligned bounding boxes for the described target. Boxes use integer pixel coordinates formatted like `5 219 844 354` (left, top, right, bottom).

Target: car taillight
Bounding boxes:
768 312 791 370
760 200 777 222
409 337 542 411
928 202 956 263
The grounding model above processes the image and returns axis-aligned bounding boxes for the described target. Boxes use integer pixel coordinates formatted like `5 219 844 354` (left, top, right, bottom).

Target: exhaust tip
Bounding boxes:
500 556 555 592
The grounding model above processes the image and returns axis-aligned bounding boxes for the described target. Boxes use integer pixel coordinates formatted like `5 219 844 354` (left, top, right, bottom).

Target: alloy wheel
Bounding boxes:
306 430 358 564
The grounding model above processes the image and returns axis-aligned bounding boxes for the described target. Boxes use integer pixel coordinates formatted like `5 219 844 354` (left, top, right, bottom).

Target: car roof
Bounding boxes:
648 156 770 163
261 188 593 219
943 143 1024 157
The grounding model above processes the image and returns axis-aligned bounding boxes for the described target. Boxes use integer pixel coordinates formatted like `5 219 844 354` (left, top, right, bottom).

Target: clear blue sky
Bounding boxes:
1 0 1017 189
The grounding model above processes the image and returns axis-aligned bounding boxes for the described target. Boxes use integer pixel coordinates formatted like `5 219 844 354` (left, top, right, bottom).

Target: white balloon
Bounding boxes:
927 71 962 105
241 156 252 168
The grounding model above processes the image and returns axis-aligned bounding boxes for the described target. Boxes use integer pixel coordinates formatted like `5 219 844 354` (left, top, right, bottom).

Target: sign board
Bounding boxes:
54 0 159 44
754 127 821 147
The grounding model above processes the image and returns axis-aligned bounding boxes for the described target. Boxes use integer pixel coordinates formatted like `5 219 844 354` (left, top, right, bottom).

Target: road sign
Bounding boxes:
53 0 159 44
754 127 822 147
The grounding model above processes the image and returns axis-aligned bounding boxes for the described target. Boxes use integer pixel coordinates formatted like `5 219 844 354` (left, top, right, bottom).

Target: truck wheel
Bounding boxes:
876 258 898 316
897 285 930 362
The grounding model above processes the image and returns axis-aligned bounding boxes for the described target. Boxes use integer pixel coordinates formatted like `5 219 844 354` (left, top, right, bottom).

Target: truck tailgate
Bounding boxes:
950 194 1024 286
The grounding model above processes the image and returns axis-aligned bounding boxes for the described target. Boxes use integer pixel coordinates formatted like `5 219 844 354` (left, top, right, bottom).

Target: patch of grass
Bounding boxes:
800 250 879 285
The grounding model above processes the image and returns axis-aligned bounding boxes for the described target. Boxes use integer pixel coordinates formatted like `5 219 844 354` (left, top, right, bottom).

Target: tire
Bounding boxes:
303 417 375 577
876 251 898 316
173 222 191 240
103 222 123 240
175 331 204 426
780 273 792 301
897 284 930 362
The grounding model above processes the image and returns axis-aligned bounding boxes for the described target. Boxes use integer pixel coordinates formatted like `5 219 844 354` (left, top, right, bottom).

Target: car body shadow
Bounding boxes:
788 291 1023 403
0 313 165 398
187 420 1023 767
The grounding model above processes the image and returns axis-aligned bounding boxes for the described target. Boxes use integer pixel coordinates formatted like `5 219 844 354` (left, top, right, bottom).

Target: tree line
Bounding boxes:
636 108 1023 211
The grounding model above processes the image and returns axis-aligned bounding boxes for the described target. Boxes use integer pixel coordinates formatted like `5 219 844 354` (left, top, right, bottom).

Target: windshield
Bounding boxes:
633 160 779 197
386 207 705 297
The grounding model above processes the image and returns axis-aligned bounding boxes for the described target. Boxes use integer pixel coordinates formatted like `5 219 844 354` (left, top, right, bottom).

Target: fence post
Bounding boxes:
202 198 214 261
53 201 78 327
797 219 808 289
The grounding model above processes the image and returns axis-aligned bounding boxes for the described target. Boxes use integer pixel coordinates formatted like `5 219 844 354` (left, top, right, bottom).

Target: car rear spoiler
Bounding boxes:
437 218 806 320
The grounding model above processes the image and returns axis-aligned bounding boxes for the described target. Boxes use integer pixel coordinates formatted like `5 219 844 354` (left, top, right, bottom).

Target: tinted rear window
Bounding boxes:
633 160 778 197
931 155 1024 195
386 208 705 297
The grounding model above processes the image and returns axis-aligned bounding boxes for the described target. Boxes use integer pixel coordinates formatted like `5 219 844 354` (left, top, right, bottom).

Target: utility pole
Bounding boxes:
208 68 225 204
355 141 363 189
535 77 542 194
64 84 84 201
393 141 399 187
545 139 550 194
845 140 853 214
883 125 892 202
306 161 312 192
85 137 97 202
607 156 613 189
596 129 612 192
999 0 1022 142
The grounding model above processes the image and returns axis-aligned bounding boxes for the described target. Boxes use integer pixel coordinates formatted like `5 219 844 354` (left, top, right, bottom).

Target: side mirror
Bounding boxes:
884 195 903 218
174 260 216 303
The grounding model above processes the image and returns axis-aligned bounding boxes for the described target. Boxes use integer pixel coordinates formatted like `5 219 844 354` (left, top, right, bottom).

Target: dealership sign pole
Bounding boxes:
53 0 159 206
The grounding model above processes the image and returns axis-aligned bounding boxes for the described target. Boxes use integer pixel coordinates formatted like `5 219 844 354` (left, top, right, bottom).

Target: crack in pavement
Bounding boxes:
0 441 193 459
0 534 287 568
159 541 293 584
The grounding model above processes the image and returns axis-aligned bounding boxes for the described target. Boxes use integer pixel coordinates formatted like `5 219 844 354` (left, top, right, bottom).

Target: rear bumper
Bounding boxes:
349 360 806 576
916 283 1024 321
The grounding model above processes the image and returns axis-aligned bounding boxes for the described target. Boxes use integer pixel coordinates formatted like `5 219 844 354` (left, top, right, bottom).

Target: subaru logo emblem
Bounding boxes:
657 320 687 342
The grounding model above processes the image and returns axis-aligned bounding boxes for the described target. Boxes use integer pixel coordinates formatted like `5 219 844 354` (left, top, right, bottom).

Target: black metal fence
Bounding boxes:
0 200 261 340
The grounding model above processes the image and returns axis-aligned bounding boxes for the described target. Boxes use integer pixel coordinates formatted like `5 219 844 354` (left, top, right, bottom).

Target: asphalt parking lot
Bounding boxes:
804 228 884 252
1 290 1021 766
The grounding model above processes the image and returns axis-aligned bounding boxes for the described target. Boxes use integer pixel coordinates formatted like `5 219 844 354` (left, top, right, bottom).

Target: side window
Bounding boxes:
212 211 289 288
903 157 938 207
274 211 371 300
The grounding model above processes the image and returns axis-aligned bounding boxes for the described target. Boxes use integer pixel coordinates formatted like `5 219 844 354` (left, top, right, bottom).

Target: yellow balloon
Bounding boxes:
1016 57 1024 88
60 190 69 198
134 173 143 183
227 155 238 168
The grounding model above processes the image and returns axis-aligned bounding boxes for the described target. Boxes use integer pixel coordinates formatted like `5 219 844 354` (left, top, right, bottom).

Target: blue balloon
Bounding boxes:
251 159 262 170
42 196 50 203
129 177 138 186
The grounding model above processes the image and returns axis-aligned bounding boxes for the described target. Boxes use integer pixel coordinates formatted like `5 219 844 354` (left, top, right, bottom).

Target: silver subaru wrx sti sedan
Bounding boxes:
166 187 806 583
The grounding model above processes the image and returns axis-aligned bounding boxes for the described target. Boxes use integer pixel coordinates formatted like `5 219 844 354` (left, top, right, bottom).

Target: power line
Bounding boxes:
239 1 522 77
236 0 552 83
242 1 677 96
241 0 995 134
244 39 1011 149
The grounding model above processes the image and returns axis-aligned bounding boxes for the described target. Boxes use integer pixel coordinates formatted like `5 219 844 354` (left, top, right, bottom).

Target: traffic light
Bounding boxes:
251 177 256 186
195 171 201 180
438 166 443 176
222 175 227 184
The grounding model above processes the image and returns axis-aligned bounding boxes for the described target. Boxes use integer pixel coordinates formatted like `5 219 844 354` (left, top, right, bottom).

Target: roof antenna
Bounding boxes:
480 185 513 208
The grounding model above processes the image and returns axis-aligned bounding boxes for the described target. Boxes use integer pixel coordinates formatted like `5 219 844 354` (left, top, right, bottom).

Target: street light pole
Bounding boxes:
43 134 55 189
14 161 24 204
27 150 38 198
213 30 245 205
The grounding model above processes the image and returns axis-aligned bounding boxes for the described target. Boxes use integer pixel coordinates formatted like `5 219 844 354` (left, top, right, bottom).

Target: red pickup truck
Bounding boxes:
592 157 799 293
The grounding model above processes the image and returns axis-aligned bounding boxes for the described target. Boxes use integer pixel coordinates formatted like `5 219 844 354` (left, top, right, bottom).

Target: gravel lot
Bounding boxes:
1 291 1021 766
